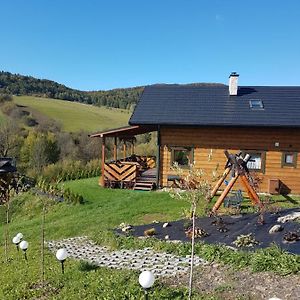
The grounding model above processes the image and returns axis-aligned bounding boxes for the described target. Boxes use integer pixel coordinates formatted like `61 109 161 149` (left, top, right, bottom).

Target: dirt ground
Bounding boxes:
162 263 300 300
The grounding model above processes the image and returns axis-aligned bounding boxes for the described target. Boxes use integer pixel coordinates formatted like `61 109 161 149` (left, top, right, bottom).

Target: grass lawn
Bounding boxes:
0 178 192 299
13 96 130 132
0 177 299 299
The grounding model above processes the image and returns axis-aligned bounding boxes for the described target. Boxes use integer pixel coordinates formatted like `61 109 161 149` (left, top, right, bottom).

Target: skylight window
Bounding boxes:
249 99 264 110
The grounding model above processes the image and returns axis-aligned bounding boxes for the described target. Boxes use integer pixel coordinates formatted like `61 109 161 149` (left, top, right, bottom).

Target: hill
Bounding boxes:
0 71 224 110
13 96 130 132
0 110 5 124
0 71 143 109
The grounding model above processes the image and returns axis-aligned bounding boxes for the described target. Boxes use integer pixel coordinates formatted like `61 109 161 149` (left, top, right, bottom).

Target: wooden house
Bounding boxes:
92 73 300 194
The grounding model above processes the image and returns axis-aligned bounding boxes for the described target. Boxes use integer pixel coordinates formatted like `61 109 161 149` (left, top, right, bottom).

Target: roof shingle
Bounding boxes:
129 85 300 128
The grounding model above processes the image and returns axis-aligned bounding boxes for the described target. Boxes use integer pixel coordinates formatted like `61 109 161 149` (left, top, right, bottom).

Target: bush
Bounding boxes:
36 178 84 204
29 159 101 182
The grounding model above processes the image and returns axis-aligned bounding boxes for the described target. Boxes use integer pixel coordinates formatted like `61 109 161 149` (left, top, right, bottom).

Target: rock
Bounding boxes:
269 224 283 234
163 222 170 228
277 211 300 223
256 285 266 292
121 225 132 232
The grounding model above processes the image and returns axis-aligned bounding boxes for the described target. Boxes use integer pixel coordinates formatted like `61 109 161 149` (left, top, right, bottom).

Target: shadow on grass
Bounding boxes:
282 195 299 205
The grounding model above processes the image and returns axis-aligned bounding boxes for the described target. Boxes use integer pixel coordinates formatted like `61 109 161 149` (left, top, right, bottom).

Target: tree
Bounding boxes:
0 121 22 157
20 131 60 171
0 94 12 103
170 163 215 300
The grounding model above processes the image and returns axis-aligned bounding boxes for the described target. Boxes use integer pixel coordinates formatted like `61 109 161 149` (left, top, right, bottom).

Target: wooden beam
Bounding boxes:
212 174 239 213
123 141 126 160
156 126 161 188
113 136 117 161
131 140 134 155
240 175 263 208
210 167 230 201
100 137 106 187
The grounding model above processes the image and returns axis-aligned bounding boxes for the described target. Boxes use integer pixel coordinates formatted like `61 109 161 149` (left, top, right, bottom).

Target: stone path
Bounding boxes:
47 236 207 277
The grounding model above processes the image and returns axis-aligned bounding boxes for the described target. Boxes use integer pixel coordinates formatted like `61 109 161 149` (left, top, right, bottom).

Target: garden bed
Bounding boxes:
117 208 300 255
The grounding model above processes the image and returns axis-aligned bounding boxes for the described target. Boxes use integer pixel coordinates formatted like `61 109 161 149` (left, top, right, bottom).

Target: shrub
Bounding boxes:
31 159 101 183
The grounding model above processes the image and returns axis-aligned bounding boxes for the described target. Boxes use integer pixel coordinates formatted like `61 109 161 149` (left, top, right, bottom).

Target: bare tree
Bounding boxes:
170 163 216 299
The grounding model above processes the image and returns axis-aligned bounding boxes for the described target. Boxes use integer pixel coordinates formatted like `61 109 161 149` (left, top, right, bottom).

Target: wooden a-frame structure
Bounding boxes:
210 150 264 213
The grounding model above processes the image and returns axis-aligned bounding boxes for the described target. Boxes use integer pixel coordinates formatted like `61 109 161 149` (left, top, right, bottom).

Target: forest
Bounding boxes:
0 71 143 109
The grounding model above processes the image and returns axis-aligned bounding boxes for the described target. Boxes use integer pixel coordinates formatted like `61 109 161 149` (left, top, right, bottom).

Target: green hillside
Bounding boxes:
13 96 130 132
0 71 143 109
0 109 5 124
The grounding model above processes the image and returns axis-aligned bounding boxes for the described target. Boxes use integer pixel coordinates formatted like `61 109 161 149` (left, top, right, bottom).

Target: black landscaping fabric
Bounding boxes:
116 208 300 255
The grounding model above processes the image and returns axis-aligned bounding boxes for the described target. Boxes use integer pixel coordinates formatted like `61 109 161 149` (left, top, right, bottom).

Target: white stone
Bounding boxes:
121 225 132 232
163 222 170 228
277 212 300 223
269 224 283 234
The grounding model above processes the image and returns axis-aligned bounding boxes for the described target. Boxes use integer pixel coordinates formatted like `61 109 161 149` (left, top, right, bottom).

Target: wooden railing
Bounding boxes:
123 155 156 170
104 161 139 188
103 155 156 188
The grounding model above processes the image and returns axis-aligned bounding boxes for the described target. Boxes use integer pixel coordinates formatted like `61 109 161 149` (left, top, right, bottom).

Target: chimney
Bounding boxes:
229 72 239 96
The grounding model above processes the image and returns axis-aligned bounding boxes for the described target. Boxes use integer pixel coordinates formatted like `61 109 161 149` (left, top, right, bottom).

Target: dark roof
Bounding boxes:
129 85 300 128
90 125 156 138
0 158 16 173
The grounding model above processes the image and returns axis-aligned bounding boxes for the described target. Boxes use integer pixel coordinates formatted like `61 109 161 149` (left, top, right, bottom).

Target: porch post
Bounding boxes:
156 125 161 188
113 136 117 161
131 139 135 155
101 136 106 187
123 141 126 160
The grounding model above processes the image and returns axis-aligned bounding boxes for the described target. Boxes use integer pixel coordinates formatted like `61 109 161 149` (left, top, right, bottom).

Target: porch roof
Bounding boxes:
90 125 157 138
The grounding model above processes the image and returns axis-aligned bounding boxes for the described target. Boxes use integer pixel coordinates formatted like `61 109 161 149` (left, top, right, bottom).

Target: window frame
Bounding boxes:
249 99 264 110
169 146 194 169
281 152 297 168
242 150 266 173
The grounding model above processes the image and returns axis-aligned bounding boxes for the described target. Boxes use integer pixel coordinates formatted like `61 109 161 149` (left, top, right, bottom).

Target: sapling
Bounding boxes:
170 163 215 300
1 175 21 262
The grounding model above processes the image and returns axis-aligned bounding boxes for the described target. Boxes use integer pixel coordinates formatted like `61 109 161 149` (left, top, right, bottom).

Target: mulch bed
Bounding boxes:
116 208 300 254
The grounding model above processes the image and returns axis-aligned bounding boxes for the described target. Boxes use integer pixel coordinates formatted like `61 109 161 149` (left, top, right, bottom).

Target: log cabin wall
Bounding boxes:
160 126 300 194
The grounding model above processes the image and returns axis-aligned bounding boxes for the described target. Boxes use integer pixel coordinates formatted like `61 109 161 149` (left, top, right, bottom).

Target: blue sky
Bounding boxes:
1 0 300 90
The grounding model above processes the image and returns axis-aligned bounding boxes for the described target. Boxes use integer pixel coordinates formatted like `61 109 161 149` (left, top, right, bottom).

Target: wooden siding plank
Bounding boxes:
160 127 300 193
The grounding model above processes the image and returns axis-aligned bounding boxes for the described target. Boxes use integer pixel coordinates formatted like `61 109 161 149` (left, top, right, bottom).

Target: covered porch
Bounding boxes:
90 125 159 191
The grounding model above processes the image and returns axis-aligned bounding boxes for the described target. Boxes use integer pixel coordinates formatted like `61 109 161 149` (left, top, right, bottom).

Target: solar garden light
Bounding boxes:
139 271 155 300
16 232 24 240
12 236 21 251
56 248 68 274
19 240 29 261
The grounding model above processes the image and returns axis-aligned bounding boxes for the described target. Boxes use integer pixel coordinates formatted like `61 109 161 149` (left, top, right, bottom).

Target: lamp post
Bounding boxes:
139 271 155 300
12 236 21 251
56 248 68 274
19 240 29 261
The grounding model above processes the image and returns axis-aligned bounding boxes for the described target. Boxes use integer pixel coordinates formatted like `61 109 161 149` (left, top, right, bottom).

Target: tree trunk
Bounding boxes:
188 202 196 300
41 202 46 283
4 194 10 263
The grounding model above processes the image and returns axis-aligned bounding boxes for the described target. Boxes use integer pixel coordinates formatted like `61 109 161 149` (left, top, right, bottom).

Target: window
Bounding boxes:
242 151 266 173
281 152 297 168
249 99 264 110
170 146 193 168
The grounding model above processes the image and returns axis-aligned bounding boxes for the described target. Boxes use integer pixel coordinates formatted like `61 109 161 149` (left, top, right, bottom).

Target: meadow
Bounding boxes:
0 178 192 299
0 178 299 299
13 96 130 132
0 109 5 124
